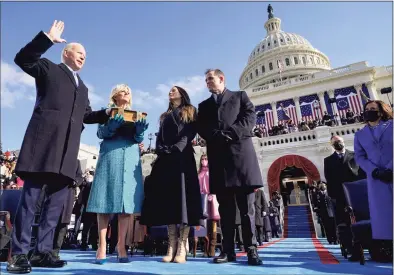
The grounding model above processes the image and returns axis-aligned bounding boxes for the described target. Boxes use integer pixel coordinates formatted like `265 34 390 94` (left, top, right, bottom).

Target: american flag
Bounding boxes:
256 104 274 130
334 86 363 117
277 99 298 123
299 94 323 121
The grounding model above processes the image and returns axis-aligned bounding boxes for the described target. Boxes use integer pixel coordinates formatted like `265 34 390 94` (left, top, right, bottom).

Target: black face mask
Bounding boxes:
364 110 380 122
333 141 344 151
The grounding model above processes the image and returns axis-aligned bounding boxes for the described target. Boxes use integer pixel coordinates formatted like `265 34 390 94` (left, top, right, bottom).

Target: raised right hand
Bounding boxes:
47 20 67 43
108 114 124 132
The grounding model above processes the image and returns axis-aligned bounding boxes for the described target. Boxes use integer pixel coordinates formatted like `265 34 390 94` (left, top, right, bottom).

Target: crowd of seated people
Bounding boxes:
0 151 23 190
253 109 364 138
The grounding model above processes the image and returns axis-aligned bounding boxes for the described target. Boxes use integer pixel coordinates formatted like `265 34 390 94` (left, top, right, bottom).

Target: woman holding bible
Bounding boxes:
86 84 149 264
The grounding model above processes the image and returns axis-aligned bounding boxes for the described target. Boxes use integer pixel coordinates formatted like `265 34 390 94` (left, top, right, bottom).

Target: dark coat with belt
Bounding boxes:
197 89 263 194
14 31 109 182
254 189 270 228
140 107 204 226
60 160 83 224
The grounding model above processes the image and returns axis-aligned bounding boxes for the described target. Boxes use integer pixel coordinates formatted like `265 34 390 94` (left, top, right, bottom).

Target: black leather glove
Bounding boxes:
372 168 393 183
157 145 174 155
68 181 77 188
212 129 234 143
221 130 234 142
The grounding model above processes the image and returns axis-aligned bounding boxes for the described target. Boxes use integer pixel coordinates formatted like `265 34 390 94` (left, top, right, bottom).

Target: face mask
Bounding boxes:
364 110 380 122
86 175 93 183
201 160 208 167
333 141 344 151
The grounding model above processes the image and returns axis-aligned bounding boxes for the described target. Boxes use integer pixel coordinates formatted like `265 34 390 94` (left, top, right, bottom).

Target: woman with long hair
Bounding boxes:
354 100 393 262
140 86 204 264
198 154 220 257
86 84 148 264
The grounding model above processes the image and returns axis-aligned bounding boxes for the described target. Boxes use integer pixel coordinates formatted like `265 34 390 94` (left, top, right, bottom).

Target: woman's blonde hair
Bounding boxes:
108 84 132 109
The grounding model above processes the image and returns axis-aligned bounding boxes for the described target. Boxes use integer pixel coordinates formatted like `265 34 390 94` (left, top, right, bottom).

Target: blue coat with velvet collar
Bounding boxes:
354 119 393 240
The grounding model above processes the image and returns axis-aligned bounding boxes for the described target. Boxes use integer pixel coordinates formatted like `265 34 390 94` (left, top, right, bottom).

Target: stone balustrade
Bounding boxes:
251 61 369 94
255 123 364 151
140 123 365 173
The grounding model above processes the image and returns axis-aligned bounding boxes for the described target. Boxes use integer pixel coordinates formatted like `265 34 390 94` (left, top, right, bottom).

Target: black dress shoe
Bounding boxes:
348 254 360 262
7 254 32 274
213 252 236 264
30 252 67 268
247 248 262 266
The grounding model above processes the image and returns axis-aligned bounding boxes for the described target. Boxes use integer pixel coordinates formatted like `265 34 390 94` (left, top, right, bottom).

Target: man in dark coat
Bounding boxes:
197 69 263 265
324 136 366 225
254 188 269 245
7 20 109 274
316 183 336 244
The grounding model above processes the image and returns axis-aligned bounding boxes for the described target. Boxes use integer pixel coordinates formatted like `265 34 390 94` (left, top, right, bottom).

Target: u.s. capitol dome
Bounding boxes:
239 5 331 90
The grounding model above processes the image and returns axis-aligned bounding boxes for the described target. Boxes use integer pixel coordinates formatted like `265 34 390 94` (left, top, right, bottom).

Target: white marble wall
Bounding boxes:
141 123 363 197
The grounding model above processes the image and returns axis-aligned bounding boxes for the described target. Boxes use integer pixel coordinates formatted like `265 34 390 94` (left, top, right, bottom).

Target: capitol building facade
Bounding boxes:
79 5 392 203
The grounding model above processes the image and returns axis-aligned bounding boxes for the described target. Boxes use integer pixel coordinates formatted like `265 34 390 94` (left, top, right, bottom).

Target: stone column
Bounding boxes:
366 81 378 100
271 101 278 126
293 96 302 122
327 89 341 126
353 83 365 108
317 91 327 114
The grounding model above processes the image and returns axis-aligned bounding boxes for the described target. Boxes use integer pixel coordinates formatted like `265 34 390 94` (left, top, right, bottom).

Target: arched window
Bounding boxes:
302 57 306 64
250 73 253 80
269 62 273 70
262 65 265 73
285 58 290 66
255 69 258 76
294 57 299 65
310 57 313 64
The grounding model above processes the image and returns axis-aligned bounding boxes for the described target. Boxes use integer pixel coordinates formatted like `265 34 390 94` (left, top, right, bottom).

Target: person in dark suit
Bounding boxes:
51 160 83 260
254 188 269 245
324 135 366 226
316 183 336 244
7 20 110 274
197 69 263 265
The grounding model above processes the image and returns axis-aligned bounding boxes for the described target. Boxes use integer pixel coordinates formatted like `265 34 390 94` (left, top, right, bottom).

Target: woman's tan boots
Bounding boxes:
174 225 190 263
162 224 177 263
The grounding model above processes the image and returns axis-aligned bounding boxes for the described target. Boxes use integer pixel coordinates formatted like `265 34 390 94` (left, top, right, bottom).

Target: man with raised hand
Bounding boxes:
7 20 110 274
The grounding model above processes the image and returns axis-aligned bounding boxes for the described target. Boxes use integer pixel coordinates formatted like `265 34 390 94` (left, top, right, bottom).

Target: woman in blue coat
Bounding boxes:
86 84 148 264
354 100 392 259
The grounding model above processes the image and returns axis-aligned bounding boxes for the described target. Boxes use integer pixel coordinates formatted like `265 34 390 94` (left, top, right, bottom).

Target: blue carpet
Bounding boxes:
286 205 312 238
1 238 391 275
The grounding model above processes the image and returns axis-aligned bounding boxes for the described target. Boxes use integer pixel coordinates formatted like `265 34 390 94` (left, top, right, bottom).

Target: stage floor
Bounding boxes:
1 238 392 275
